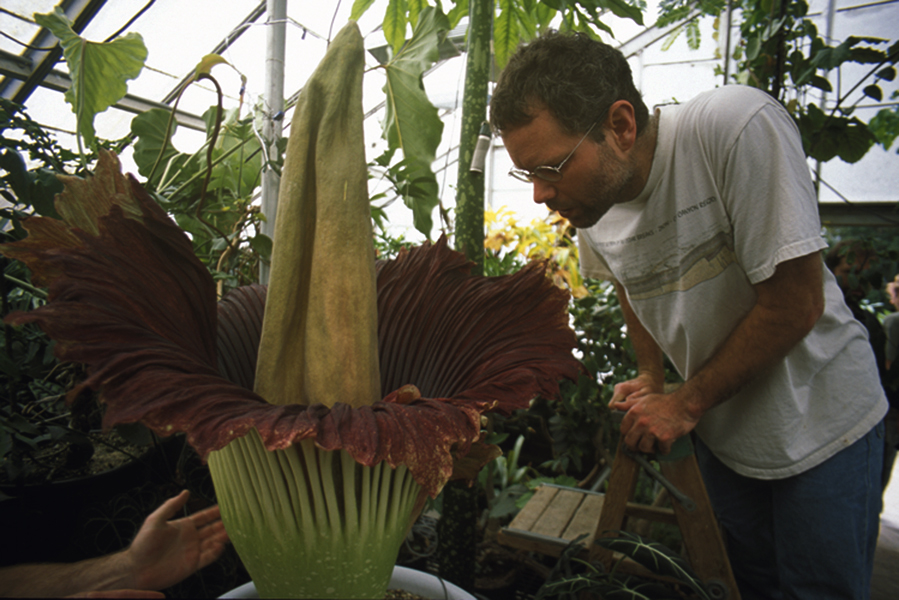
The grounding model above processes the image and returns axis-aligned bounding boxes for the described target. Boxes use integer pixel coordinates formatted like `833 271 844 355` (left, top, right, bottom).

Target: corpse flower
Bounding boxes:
0 23 581 599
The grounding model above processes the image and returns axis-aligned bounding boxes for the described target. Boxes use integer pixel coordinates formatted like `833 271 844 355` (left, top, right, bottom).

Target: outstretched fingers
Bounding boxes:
147 490 191 525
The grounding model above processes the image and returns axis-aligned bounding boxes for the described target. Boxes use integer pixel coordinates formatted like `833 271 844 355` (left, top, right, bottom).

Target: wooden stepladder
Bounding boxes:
497 434 740 599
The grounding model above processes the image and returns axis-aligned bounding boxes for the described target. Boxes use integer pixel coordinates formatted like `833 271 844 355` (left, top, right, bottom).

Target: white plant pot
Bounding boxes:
219 565 475 599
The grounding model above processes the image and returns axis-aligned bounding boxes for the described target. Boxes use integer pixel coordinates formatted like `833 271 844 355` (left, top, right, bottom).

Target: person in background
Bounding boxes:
882 274 899 489
0 490 229 598
883 275 899 371
490 30 887 599
825 240 896 492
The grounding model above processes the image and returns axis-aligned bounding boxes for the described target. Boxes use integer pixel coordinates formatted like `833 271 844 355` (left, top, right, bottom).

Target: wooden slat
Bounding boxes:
623 503 677 524
506 485 559 532
660 457 739 597
589 440 641 565
496 529 570 558
531 488 583 538
561 492 603 542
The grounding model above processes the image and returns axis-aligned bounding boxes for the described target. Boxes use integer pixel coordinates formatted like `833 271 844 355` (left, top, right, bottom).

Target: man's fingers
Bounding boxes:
188 505 222 529
149 490 190 524
657 439 673 455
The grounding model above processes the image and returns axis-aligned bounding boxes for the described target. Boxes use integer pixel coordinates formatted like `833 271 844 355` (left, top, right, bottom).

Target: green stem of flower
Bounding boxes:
208 430 421 599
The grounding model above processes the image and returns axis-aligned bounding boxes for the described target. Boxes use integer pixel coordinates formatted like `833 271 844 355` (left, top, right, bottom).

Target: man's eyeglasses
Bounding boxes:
508 122 596 183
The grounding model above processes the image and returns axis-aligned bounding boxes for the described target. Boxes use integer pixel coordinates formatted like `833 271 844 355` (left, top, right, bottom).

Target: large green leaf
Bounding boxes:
383 0 408 54
382 6 446 164
381 6 447 236
130 108 195 190
205 107 263 200
597 0 644 25
447 0 470 28
869 104 899 151
495 0 521 70
800 104 878 163
350 0 379 21
390 158 440 236
34 8 146 149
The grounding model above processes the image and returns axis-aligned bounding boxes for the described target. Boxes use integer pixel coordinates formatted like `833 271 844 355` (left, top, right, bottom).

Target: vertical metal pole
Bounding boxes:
723 0 733 84
260 0 287 285
814 0 838 198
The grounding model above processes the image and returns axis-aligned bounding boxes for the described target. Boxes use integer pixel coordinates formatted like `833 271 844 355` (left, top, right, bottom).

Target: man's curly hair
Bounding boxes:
489 31 649 141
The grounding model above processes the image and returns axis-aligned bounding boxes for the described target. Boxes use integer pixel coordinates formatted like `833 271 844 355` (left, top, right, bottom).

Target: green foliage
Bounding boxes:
130 108 200 192
354 0 648 237
479 434 533 518
661 0 898 165
0 99 84 228
824 226 899 309
376 7 449 238
482 210 642 476
869 92 899 152
477 432 579 520
130 101 271 294
543 278 636 474
536 531 712 600
356 0 645 71
33 8 147 157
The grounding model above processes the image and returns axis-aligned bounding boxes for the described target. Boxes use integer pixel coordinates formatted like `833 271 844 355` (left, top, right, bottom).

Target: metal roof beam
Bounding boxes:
2 0 108 104
161 0 267 105
819 202 899 227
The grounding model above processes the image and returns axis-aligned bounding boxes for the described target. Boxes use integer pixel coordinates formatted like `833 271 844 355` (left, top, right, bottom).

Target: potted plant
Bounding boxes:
0 22 582 599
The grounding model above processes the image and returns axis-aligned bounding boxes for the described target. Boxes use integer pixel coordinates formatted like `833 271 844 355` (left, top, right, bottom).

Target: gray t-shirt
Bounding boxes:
579 85 887 479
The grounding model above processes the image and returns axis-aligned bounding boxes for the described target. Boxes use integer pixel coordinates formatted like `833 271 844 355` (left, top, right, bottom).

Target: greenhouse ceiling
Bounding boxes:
1 0 898 239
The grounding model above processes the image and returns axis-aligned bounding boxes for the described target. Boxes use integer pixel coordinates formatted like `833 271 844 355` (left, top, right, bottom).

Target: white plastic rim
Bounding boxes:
218 565 476 599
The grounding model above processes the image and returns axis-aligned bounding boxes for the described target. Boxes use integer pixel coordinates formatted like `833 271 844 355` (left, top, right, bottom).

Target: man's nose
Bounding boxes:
532 179 555 205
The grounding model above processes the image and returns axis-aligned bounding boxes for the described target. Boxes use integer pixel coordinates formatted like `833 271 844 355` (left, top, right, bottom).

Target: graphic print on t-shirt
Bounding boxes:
591 196 737 301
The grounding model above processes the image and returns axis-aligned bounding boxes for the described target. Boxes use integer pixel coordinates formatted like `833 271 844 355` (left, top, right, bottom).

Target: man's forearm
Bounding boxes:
615 282 665 386
611 253 825 454
0 552 134 598
674 252 825 420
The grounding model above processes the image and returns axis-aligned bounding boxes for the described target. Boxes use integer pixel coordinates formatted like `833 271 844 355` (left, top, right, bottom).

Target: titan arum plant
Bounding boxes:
0 23 581 599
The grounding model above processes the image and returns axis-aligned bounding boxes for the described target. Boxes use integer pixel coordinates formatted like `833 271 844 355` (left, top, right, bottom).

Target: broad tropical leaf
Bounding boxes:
381 6 448 236
350 0 379 21
34 8 146 149
495 0 520 70
383 0 408 54
130 108 196 190
382 6 447 165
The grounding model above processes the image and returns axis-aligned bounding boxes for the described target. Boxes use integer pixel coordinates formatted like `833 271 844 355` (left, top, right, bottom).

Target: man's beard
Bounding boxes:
571 146 636 229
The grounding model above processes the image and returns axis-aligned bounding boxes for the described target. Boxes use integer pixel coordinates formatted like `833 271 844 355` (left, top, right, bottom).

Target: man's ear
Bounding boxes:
604 100 638 152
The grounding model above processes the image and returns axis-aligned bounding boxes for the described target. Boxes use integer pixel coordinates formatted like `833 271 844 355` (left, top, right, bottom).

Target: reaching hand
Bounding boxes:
609 374 700 455
125 490 229 591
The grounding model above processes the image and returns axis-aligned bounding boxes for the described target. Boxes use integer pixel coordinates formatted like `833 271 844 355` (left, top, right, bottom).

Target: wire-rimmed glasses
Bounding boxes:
508 122 597 183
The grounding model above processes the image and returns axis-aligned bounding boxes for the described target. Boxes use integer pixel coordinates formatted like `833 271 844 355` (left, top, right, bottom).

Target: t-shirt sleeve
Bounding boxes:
717 97 826 284
577 230 615 281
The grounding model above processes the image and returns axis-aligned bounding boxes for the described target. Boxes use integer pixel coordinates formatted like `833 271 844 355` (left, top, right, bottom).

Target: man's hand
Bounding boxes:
610 376 700 455
0 491 228 598
125 490 229 591
609 252 824 457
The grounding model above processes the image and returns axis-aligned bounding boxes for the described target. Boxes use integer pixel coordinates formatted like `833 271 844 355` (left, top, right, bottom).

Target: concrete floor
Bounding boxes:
873 461 899 600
